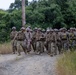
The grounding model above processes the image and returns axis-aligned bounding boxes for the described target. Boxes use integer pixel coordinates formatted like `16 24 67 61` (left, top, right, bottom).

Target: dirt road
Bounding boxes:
0 53 58 75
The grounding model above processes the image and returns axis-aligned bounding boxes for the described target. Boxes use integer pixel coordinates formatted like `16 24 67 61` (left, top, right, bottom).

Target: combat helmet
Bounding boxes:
12 26 16 30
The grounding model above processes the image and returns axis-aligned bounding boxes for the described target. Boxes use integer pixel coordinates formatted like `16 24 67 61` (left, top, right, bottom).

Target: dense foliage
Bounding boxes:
0 0 76 42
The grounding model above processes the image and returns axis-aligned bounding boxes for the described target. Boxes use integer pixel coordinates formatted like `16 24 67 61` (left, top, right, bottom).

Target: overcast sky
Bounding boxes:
0 0 32 10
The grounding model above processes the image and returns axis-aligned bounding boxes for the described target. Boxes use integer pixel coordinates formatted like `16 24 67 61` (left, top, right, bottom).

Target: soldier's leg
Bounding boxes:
11 41 15 54
38 41 41 54
48 42 51 55
32 41 36 52
31 42 35 51
74 40 76 50
40 41 44 54
72 40 76 51
62 41 64 53
44 42 48 51
13 40 17 53
21 41 27 54
36 41 38 53
50 42 55 56
33 42 36 52
64 41 68 51
54 42 57 55
26 40 31 53
17 41 21 55
58 44 62 54
42 41 45 52
36 41 40 54
28 41 31 52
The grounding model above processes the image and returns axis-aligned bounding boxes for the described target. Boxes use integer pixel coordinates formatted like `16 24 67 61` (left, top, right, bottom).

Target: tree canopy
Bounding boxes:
0 0 76 42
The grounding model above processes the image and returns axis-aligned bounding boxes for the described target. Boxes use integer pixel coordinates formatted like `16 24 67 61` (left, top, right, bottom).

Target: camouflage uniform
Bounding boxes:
32 28 37 52
25 28 32 53
45 29 56 56
35 28 44 54
16 27 27 55
10 27 17 54
51 31 57 56
69 28 75 50
74 29 76 48
54 29 62 54
41 29 46 53
45 29 50 52
60 28 68 52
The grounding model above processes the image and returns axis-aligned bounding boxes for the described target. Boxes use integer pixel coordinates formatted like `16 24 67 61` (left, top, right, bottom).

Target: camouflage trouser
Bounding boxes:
62 40 68 51
31 40 36 52
17 40 27 55
69 40 76 50
51 42 57 56
57 41 62 54
74 40 76 49
36 41 44 54
27 40 31 52
47 41 56 56
11 40 17 54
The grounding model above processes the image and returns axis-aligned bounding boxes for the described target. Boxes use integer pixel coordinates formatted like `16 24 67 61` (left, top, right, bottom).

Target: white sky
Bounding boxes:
0 0 32 10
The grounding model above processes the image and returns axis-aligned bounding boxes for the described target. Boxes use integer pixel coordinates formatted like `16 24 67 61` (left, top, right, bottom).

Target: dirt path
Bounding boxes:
0 53 58 75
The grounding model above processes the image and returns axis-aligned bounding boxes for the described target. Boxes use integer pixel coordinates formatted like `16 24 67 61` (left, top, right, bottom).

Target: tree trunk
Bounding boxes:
22 0 26 27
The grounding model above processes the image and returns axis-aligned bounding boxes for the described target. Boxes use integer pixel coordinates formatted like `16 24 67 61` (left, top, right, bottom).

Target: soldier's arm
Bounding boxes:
13 32 18 41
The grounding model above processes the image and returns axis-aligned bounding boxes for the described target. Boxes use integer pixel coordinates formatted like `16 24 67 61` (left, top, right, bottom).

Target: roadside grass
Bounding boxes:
0 42 24 54
0 43 12 54
57 51 76 75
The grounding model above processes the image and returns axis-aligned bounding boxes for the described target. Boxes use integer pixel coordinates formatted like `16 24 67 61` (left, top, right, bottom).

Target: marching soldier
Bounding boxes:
45 28 50 53
16 27 27 56
74 28 76 48
35 28 44 55
32 27 38 52
45 29 56 56
54 29 62 54
10 27 17 54
60 28 68 52
50 29 57 56
25 27 32 53
69 28 75 51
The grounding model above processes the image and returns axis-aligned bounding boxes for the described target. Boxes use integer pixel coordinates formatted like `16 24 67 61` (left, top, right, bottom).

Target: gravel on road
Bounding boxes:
0 53 58 75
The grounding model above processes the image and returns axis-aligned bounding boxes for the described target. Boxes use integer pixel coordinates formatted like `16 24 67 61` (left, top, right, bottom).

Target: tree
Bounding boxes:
9 0 28 11
22 0 26 27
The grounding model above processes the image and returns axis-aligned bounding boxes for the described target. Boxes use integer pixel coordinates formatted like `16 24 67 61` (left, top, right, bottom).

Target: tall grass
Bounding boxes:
0 43 12 54
57 51 76 75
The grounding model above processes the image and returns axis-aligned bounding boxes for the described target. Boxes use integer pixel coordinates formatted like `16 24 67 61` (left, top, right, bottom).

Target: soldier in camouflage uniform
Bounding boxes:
10 27 17 54
50 29 57 56
41 29 46 53
16 27 27 56
35 28 44 55
32 27 38 52
45 29 56 56
74 28 76 49
60 28 68 52
54 29 62 54
69 28 75 51
45 28 50 53
25 27 32 53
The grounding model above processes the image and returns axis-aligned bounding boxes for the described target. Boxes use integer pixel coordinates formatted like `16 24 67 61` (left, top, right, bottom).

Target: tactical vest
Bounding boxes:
36 32 42 41
17 31 25 41
10 31 17 40
69 33 75 40
61 33 67 40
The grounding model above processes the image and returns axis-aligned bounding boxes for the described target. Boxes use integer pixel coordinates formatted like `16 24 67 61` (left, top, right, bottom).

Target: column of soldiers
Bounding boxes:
10 27 76 56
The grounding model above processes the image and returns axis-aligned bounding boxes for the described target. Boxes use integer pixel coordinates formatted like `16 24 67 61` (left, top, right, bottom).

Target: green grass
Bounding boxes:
57 51 76 75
